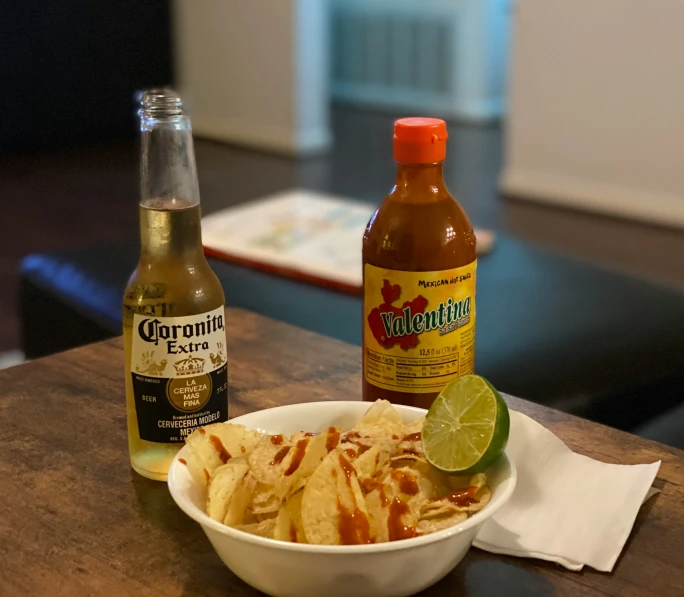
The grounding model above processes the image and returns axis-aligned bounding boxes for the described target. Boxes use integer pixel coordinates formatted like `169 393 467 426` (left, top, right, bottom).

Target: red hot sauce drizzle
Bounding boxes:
290 523 298 543
270 434 284 446
359 478 382 494
198 428 206 435
178 458 187 465
270 446 291 466
284 439 309 476
402 432 421 442
387 498 417 541
390 470 419 495
432 486 479 508
341 435 372 455
338 453 355 486
343 448 357 459
337 498 372 545
335 453 373 544
352 442 371 455
326 427 341 452
209 435 231 463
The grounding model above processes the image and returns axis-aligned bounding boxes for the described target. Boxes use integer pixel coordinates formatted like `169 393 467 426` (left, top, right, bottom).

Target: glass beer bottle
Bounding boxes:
123 89 228 481
362 118 477 409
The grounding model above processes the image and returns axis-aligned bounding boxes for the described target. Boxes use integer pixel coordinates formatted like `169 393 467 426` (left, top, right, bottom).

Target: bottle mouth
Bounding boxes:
137 88 183 117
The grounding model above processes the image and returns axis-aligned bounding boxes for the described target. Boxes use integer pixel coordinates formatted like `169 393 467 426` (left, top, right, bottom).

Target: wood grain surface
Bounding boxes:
0 308 682 597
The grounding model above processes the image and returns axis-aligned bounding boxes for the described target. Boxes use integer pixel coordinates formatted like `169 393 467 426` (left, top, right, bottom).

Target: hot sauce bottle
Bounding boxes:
362 118 477 409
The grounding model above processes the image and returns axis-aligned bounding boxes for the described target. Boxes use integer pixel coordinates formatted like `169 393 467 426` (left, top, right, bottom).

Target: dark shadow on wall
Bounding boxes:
0 0 173 154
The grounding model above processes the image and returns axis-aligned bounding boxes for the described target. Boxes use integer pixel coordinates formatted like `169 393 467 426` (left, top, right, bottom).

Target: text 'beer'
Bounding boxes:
123 89 228 481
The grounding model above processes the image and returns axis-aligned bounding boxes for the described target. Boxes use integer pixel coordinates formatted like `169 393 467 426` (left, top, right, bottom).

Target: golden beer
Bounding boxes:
123 90 227 481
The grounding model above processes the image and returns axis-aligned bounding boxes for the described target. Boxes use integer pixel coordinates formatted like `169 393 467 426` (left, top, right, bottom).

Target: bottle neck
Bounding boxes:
139 201 204 261
138 93 204 261
140 112 200 209
391 162 446 202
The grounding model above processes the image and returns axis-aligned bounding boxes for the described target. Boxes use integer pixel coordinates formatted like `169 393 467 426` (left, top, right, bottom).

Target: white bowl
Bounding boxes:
168 401 517 597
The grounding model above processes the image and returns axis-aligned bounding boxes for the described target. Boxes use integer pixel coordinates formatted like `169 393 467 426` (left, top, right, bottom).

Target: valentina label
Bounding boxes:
363 262 477 394
379 295 471 338
368 279 471 350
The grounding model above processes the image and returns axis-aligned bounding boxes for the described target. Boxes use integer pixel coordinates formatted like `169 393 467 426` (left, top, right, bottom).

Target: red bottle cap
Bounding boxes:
393 117 448 163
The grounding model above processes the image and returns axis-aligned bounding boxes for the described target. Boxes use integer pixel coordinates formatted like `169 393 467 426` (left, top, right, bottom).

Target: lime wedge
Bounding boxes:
423 375 510 475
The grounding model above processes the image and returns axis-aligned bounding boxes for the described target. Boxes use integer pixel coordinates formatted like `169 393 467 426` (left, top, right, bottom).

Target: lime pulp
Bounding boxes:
422 375 510 475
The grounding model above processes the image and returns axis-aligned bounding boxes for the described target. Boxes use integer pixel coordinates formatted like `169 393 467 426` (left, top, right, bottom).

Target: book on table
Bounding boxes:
201 190 495 293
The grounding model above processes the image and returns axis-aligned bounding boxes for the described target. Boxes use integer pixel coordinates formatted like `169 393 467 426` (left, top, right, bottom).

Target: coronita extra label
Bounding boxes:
130 306 228 442
363 262 476 393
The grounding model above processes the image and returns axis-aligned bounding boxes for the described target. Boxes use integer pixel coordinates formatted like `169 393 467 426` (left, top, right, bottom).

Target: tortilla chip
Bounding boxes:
422 484 492 516
385 466 424 501
470 473 487 490
275 431 335 500
183 445 212 489
301 449 370 545
417 511 467 535
274 505 293 542
385 467 428 499
448 472 487 491
224 471 256 526
250 497 279 514
464 486 492 513
389 466 438 522
274 490 307 543
236 518 276 539
185 423 261 484
206 460 249 522
255 511 279 523
396 439 424 458
365 485 394 543
351 400 404 440
352 444 386 480
401 417 425 437
420 502 459 519
288 491 306 536
396 417 425 458
390 453 422 464
248 435 293 486
251 482 276 505
390 456 451 497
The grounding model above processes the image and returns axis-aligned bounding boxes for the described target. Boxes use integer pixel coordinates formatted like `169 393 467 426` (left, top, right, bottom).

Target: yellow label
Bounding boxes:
363 262 476 393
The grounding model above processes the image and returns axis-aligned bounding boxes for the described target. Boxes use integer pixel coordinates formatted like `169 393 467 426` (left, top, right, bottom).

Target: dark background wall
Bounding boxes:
0 0 173 153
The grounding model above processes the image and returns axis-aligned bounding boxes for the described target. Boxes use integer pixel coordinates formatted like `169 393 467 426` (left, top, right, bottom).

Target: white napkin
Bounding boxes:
473 409 661 572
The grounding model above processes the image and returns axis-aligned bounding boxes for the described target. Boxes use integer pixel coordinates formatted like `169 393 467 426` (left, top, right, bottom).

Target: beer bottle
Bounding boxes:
362 118 477 409
123 89 228 481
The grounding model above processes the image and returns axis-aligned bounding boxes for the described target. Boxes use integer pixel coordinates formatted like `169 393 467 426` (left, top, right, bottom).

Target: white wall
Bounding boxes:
502 0 684 227
329 0 513 121
173 0 331 155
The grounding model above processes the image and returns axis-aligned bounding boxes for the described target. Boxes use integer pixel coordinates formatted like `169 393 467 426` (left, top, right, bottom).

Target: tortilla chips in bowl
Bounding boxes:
168 401 516 597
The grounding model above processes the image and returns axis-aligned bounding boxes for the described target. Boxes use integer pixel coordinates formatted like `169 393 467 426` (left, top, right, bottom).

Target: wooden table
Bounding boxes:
1 309 683 596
